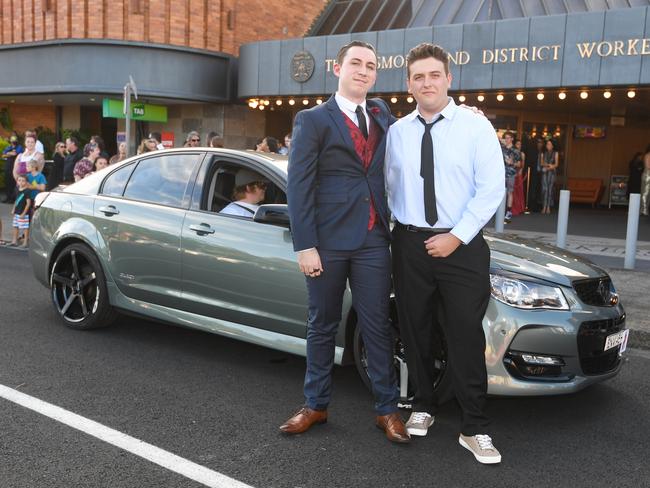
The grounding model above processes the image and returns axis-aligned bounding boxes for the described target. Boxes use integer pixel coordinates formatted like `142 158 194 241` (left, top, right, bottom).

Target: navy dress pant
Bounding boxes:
303 226 399 415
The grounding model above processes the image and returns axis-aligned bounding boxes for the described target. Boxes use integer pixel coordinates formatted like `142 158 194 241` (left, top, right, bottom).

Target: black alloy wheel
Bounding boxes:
353 315 452 407
50 243 117 330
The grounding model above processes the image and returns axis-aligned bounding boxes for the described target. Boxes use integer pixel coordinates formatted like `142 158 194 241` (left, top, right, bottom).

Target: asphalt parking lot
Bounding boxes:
1 248 649 488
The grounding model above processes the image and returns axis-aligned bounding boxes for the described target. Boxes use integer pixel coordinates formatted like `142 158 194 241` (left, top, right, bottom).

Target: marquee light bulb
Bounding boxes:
627 90 636 98
458 95 466 103
288 99 295 105
276 99 282 105
537 93 545 100
580 91 588 99
477 94 485 102
496 94 504 102
406 96 414 103
390 97 398 104
516 93 524 101
259 104 265 110
603 91 611 99
558 92 566 100
302 99 309 105
316 98 323 105
263 100 270 106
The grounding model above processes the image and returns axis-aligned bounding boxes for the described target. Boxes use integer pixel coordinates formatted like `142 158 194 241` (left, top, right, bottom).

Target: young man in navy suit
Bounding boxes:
281 41 410 443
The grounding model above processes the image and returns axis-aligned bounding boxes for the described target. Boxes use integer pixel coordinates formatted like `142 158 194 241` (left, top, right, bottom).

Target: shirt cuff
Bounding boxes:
297 247 316 253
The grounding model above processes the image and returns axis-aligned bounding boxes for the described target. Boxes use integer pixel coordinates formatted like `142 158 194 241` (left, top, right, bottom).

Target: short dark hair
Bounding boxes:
67 136 79 147
503 131 515 139
90 134 105 150
265 136 279 153
406 43 450 77
336 40 377 66
148 132 162 143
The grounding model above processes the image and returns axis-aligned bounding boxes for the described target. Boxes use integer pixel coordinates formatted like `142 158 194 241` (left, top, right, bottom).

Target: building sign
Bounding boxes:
291 51 315 82
102 98 168 123
575 125 606 139
323 37 650 71
161 131 175 149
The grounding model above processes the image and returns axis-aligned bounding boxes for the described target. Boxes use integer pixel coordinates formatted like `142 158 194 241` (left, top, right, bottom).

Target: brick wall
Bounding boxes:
0 103 56 138
0 0 328 56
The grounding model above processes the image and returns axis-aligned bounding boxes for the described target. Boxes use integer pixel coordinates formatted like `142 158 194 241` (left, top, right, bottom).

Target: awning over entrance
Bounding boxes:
0 39 233 103
238 6 650 98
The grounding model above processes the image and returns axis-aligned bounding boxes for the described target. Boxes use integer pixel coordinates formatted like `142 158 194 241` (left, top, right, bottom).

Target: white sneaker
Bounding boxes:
459 434 501 464
405 412 434 436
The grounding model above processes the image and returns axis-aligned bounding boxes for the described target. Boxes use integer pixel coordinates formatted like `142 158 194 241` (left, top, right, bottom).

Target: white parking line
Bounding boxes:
0 384 254 488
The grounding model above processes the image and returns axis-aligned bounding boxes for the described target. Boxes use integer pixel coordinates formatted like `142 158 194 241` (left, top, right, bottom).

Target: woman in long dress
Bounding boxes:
539 139 559 214
641 145 650 216
511 140 526 215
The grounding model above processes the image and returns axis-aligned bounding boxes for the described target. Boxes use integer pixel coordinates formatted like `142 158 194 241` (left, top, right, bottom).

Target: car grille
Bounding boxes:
573 277 615 306
577 315 625 375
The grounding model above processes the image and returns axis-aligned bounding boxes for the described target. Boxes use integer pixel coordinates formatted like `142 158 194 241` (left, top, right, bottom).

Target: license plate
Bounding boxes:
604 329 629 353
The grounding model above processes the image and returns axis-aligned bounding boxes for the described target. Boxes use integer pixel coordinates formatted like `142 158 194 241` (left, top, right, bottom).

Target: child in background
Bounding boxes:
11 175 32 248
94 155 109 172
26 159 47 201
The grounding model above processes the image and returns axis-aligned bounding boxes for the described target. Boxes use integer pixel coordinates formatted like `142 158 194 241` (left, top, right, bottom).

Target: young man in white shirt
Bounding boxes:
385 43 505 464
220 169 267 218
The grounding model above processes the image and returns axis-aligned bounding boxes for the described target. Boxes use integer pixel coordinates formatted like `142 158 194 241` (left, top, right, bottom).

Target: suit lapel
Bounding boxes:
325 95 362 164
366 99 388 171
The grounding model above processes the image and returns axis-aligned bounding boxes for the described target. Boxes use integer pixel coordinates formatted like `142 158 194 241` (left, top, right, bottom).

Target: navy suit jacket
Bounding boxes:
287 95 394 252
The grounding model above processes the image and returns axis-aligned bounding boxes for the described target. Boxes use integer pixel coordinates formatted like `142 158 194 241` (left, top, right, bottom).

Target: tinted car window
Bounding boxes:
123 154 199 207
101 164 134 197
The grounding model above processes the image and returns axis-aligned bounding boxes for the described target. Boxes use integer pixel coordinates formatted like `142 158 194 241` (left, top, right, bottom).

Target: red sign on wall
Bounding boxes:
161 131 175 148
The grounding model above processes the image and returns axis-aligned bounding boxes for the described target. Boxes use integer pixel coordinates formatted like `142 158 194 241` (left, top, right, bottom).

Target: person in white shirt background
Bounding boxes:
220 169 267 218
385 43 505 464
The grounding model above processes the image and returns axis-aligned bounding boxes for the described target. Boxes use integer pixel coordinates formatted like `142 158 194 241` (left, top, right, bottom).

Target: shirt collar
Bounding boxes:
407 97 457 124
335 92 366 113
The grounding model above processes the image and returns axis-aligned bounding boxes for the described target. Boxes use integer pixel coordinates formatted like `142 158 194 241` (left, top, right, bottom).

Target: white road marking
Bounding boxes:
0 384 254 488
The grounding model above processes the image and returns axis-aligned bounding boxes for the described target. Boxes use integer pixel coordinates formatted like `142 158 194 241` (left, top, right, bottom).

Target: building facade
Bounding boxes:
239 2 650 205
0 0 327 153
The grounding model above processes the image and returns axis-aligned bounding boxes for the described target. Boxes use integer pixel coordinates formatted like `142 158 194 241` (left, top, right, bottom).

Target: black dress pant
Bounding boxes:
3 157 16 201
392 225 491 436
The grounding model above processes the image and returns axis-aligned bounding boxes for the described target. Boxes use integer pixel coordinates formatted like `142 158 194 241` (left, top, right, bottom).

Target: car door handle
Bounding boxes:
189 223 215 235
98 205 120 216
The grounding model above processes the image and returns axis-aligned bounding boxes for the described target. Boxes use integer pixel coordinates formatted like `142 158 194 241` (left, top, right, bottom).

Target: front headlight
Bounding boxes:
490 274 569 310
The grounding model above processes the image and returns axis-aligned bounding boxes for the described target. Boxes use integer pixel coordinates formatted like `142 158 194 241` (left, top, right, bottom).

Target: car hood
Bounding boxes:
485 232 607 286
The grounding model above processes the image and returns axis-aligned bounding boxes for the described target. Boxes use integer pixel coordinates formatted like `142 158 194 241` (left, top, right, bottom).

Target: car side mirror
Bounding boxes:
253 204 290 227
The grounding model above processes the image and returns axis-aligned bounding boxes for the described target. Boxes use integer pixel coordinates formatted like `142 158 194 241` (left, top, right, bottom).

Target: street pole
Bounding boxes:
124 85 131 157
624 193 640 270
556 190 570 249
123 76 138 157
495 193 506 233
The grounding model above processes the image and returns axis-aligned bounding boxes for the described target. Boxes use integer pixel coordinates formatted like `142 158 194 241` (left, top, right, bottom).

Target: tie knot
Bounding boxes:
355 105 365 115
417 114 443 131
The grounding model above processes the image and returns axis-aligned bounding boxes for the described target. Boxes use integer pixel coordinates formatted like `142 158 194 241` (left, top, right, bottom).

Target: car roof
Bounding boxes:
61 147 289 195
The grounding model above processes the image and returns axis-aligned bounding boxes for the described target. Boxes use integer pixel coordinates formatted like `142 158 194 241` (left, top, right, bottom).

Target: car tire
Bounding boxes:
50 242 117 330
352 318 453 407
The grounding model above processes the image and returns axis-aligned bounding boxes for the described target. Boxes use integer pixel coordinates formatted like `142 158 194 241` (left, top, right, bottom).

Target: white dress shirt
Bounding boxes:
385 98 505 244
335 92 370 132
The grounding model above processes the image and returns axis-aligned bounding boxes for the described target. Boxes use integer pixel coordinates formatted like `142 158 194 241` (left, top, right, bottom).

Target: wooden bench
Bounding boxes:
566 177 603 207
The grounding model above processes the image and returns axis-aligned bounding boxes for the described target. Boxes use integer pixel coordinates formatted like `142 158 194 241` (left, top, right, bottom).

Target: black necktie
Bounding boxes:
355 105 368 139
418 114 444 226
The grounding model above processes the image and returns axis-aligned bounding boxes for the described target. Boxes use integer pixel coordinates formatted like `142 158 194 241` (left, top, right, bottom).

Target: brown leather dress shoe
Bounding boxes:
279 407 328 434
376 413 411 443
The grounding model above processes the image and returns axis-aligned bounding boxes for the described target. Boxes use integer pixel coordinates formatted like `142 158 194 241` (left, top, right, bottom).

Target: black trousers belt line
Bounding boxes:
394 222 452 234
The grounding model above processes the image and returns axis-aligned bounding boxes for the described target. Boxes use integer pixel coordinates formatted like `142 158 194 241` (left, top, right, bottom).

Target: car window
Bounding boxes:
123 154 199 207
205 161 287 214
101 163 134 197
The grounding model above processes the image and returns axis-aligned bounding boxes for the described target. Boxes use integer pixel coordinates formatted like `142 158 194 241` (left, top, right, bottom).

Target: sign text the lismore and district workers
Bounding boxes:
323 37 650 71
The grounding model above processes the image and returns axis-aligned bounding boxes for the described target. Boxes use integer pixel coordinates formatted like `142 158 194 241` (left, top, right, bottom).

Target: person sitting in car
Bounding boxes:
220 169 267 218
